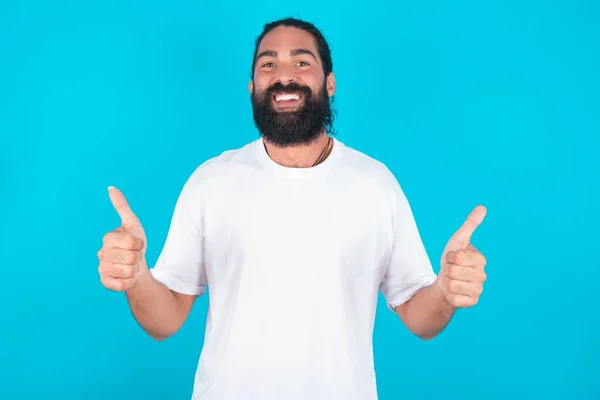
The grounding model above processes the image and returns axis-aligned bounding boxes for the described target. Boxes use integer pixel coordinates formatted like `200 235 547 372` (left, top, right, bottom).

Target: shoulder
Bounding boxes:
337 140 406 198
187 139 260 181
176 139 261 199
337 141 416 231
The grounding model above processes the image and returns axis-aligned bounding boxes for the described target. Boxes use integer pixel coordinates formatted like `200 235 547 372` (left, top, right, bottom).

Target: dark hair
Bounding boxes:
251 17 334 79
250 17 337 135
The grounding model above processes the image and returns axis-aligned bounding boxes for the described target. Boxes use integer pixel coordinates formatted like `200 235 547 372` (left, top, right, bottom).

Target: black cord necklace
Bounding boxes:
312 137 332 166
263 136 333 167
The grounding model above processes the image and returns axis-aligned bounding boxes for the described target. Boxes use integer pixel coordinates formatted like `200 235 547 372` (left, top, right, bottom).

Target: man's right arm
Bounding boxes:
125 262 196 341
98 186 197 341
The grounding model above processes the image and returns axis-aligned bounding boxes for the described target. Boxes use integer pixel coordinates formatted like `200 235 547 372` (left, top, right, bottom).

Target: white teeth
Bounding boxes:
275 93 301 102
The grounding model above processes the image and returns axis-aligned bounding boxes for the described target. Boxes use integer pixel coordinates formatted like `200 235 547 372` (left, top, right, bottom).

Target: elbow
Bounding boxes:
144 315 187 342
150 333 171 342
398 315 442 341
411 328 444 341
415 332 437 341
404 321 442 341
145 326 180 342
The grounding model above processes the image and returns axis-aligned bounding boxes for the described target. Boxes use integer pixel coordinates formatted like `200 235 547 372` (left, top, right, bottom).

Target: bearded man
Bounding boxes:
97 17 488 400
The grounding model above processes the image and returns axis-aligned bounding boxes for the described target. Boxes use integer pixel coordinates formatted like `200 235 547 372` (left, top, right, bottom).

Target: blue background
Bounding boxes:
1 1 598 399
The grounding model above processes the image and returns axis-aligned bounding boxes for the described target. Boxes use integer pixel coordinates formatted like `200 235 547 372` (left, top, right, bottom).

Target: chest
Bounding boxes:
201 177 394 287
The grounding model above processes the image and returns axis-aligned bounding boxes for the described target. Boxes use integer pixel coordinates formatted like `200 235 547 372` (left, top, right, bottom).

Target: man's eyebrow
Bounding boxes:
255 48 318 61
256 50 277 60
291 48 317 60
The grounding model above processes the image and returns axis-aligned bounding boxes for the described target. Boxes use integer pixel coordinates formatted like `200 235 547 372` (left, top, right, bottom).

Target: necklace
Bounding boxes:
263 136 333 167
312 137 333 166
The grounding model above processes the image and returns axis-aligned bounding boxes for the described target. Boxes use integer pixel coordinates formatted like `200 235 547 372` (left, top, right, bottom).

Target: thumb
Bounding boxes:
452 205 487 243
108 186 142 229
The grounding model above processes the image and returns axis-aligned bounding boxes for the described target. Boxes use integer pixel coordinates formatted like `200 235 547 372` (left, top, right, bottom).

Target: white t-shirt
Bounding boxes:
150 136 437 400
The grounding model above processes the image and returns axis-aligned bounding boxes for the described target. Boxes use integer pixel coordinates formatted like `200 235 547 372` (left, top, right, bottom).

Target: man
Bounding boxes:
97 17 488 400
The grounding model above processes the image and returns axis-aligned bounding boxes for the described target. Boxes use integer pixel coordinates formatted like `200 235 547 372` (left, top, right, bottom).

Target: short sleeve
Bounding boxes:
149 174 207 296
379 177 437 311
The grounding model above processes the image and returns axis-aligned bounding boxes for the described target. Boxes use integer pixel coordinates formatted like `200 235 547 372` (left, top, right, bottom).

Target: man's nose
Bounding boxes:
277 75 296 85
275 64 297 85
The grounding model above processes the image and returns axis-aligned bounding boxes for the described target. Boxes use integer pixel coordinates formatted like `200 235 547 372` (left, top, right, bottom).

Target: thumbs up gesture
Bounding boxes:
436 205 488 308
97 187 147 292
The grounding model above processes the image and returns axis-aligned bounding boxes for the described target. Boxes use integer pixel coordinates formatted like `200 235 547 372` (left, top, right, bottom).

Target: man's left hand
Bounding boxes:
436 205 488 308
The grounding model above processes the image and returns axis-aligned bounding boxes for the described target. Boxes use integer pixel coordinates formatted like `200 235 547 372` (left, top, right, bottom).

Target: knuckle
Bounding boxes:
454 251 466 264
449 295 462 307
112 264 123 276
456 296 474 308
129 251 141 264
98 248 111 261
447 265 457 278
100 276 111 288
122 265 135 278
476 284 484 295
120 250 136 265
102 232 114 245
124 234 137 249
113 264 124 276
112 278 126 291
446 294 456 305
448 279 460 294
121 251 132 264
116 280 127 291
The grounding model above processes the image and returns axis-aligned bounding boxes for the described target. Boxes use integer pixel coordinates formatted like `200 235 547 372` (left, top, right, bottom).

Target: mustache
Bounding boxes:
260 81 313 98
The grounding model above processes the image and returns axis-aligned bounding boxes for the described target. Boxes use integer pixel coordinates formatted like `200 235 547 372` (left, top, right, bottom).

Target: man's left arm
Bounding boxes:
394 280 455 340
395 205 488 340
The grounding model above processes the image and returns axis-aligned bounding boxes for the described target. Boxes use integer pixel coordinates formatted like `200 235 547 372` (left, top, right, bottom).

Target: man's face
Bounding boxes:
249 26 336 147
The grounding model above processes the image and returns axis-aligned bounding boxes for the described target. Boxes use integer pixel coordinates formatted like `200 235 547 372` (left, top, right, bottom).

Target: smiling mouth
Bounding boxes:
272 92 303 106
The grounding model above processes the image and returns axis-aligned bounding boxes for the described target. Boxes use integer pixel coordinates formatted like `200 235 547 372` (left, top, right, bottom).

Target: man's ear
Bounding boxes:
326 72 336 97
248 80 254 94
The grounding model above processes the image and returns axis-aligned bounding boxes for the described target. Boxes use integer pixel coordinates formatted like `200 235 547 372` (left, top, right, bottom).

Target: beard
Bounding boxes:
251 80 332 147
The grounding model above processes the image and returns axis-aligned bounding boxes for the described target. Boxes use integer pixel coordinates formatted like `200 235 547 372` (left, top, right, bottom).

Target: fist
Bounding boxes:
97 186 147 292
437 205 488 308
438 246 487 308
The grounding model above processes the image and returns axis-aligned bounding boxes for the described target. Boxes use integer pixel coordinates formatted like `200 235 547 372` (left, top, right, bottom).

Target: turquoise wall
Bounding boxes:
1 1 598 398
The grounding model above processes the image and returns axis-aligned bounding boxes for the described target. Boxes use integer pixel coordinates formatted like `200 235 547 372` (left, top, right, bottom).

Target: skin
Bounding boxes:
395 205 488 340
98 26 489 342
99 186 195 340
249 26 336 168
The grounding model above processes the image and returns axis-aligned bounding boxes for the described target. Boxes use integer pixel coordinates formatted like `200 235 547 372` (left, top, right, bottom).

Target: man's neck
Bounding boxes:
262 132 331 168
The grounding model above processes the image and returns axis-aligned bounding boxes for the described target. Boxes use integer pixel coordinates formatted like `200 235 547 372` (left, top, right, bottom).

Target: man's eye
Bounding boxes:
297 61 309 67
262 62 275 68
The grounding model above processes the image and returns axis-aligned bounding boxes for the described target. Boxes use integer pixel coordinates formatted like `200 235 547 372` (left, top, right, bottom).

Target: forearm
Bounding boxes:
395 281 456 340
125 262 189 341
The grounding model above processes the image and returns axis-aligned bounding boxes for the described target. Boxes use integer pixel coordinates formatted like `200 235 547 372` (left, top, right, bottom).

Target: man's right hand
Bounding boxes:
98 186 148 292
